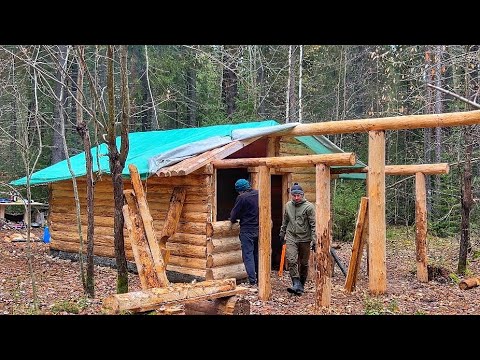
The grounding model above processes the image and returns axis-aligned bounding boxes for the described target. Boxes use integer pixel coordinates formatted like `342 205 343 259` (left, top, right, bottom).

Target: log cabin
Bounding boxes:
11 120 364 282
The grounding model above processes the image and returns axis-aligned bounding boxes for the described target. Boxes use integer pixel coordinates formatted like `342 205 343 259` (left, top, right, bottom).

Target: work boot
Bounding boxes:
287 277 303 295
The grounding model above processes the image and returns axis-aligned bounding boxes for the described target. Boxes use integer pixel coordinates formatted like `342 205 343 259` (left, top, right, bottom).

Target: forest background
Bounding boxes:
0 44 478 276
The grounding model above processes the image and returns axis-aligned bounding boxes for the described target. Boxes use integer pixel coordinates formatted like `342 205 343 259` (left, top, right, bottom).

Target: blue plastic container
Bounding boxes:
42 226 50 244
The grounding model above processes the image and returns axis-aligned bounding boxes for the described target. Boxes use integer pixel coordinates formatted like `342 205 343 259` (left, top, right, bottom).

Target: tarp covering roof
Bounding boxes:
11 120 365 186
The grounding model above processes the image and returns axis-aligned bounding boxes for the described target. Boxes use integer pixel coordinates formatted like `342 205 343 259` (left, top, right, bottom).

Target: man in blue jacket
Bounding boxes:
230 178 259 285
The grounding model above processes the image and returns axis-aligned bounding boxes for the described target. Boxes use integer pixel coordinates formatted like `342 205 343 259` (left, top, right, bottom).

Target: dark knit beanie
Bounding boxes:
235 178 251 192
290 182 304 195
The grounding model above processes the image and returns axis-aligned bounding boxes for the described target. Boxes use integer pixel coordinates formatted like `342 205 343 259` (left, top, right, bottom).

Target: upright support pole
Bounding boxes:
415 172 428 282
314 163 332 310
368 130 386 294
258 165 272 300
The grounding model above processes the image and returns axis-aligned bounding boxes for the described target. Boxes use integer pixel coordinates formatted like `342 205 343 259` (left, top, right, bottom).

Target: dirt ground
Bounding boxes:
1 226 479 315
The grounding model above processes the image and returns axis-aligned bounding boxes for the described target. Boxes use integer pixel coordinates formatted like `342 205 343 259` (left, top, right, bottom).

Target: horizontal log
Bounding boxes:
212 153 355 169
184 295 250 315
50 204 207 223
207 250 243 267
205 263 247 280
168 255 207 269
102 278 237 314
51 191 209 206
166 242 207 259
166 265 206 279
50 239 134 260
207 221 240 238
270 109 480 136
459 277 480 290
330 163 450 176
206 237 241 254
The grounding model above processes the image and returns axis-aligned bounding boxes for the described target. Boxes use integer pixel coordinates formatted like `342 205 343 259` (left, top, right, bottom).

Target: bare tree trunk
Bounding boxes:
75 45 95 297
257 47 265 118
424 47 434 216
186 67 197 127
459 126 472 274
433 45 444 219
298 45 303 122
106 45 130 294
51 45 68 164
221 45 238 118
286 45 297 122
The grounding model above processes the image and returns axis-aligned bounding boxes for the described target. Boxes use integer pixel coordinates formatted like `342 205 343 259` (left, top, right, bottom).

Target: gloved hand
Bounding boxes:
279 232 286 245
310 241 316 252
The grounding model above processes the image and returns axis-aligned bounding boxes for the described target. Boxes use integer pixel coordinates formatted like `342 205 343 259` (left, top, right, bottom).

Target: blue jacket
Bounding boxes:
230 189 259 233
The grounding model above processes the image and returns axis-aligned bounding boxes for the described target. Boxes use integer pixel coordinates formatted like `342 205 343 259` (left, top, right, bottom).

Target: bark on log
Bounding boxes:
102 278 237 314
122 202 161 289
459 277 480 290
128 165 169 286
184 296 250 315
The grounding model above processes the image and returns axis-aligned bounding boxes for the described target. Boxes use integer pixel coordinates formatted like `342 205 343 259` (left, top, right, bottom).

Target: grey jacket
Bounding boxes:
279 198 316 243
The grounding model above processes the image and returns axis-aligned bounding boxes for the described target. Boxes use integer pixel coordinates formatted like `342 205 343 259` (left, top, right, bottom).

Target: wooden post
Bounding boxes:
368 130 386 294
415 172 428 282
314 163 332 310
345 197 369 292
258 165 271 300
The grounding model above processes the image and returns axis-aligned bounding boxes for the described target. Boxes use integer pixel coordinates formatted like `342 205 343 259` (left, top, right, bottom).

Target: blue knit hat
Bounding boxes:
290 182 304 195
235 179 251 192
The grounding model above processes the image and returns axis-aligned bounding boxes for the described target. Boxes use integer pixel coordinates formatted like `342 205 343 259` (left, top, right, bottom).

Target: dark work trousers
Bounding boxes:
286 240 311 279
239 231 259 284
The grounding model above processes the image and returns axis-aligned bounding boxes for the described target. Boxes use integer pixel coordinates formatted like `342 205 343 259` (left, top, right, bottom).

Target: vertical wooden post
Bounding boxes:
415 172 428 282
368 130 386 294
258 165 272 300
314 163 332 310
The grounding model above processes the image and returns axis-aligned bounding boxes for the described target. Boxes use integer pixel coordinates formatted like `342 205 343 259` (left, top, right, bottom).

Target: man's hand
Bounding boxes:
279 233 286 245
310 241 316 252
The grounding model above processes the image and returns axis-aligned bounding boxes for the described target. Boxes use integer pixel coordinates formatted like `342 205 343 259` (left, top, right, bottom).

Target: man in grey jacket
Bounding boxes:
279 182 316 295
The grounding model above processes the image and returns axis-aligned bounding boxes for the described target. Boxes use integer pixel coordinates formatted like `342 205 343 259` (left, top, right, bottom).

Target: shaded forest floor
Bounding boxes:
1 226 480 315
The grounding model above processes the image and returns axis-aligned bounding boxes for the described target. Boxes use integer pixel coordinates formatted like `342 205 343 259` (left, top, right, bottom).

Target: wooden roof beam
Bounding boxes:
268 110 480 137
330 163 449 175
212 153 355 169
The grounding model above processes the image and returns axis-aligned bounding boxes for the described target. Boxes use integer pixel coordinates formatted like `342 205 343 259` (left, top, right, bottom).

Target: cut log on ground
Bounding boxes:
102 278 248 314
459 277 480 290
184 295 250 315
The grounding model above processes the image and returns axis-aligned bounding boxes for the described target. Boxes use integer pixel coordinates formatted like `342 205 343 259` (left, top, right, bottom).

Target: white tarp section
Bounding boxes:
148 123 298 175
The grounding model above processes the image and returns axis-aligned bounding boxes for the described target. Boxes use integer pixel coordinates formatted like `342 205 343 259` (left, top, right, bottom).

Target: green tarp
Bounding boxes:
11 120 365 186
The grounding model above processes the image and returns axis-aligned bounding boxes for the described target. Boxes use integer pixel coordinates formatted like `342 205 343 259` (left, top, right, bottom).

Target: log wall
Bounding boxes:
49 166 213 279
